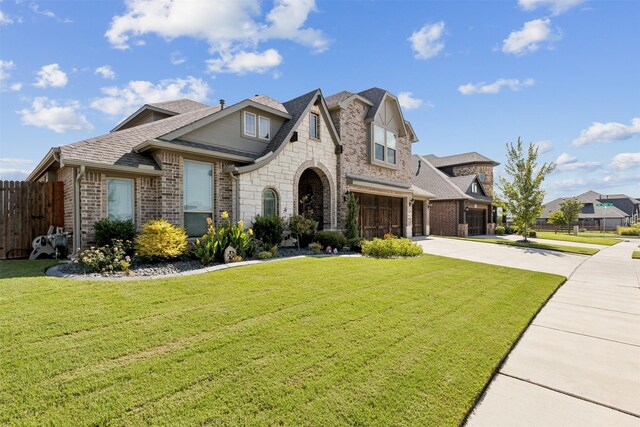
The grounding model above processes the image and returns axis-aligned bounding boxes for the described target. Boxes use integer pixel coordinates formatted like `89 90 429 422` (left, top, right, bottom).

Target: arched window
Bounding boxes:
263 188 278 216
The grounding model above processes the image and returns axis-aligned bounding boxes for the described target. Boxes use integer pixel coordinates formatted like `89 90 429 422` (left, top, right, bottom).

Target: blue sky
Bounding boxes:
1 0 638 201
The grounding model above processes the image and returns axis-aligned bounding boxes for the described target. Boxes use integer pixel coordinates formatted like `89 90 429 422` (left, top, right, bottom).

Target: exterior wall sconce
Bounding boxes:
343 190 351 202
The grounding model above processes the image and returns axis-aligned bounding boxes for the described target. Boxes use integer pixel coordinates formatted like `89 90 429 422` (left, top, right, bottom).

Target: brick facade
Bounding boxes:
429 201 460 236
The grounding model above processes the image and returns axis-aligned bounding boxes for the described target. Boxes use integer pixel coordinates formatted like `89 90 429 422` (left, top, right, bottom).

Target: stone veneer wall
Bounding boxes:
331 99 413 234
429 201 459 236
237 103 338 229
450 163 495 196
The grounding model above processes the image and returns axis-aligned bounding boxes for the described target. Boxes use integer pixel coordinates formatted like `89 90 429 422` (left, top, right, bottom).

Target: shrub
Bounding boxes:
287 214 315 251
257 251 273 260
75 240 131 273
619 227 640 236
136 219 188 261
361 238 423 258
252 215 285 247
344 193 359 239
383 232 397 240
528 230 537 238
347 237 363 253
269 245 278 257
94 218 136 248
309 242 322 254
495 226 505 236
192 213 253 264
314 230 347 250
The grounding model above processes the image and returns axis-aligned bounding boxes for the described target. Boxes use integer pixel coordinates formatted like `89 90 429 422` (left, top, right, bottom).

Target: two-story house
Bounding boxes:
27 88 431 249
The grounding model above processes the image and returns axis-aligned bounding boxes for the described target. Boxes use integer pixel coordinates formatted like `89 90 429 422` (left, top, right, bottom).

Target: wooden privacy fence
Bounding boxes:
0 181 64 259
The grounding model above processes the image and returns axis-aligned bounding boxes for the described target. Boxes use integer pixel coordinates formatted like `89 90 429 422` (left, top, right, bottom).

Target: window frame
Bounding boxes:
309 112 320 140
471 182 479 193
243 111 257 138
106 177 134 222
371 123 398 168
258 115 271 140
262 188 278 217
183 159 214 237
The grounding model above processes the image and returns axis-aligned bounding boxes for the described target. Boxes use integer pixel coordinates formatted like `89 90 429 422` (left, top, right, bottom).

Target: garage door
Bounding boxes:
357 193 403 240
468 208 486 236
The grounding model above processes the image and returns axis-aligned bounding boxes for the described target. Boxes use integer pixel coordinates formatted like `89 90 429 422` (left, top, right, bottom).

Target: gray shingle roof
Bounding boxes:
424 152 499 167
540 194 629 219
358 87 387 121
60 105 221 169
449 175 492 202
250 95 288 113
147 99 210 114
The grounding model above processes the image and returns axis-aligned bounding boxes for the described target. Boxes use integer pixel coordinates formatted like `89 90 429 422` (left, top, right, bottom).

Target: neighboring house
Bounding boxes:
28 87 432 248
411 152 499 236
538 190 640 230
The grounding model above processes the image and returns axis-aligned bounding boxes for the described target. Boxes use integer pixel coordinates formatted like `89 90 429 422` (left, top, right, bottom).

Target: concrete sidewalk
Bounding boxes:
466 240 640 426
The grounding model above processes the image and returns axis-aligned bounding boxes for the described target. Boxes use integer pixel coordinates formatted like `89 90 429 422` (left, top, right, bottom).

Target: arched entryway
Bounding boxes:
298 168 326 229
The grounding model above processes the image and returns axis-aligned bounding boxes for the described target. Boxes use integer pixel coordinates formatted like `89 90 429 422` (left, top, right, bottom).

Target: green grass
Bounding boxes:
533 231 621 246
633 250 640 259
576 231 620 238
453 237 599 255
0 257 564 426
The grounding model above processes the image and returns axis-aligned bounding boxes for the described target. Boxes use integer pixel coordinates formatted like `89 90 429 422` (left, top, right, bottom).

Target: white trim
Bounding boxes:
243 111 257 137
107 177 135 222
371 123 397 167
258 115 270 140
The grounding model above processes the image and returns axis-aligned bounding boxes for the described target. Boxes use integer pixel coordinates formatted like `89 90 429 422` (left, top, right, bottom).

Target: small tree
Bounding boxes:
547 211 567 233
559 198 583 232
498 138 556 242
344 193 359 239
287 214 314 251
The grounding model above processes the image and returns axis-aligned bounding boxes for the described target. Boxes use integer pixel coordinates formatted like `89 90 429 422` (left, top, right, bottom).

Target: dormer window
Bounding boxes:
259 116 270 140
244 112 256 137
372 124 397 166
471 182 479 193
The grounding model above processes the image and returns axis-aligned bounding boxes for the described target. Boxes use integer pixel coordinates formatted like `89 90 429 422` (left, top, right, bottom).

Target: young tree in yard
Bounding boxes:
498 138 556 242
559 198 583 232
547 211 567 233
344 193 360 239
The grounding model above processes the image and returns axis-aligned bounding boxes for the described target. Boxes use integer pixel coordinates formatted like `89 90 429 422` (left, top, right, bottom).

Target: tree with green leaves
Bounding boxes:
498 138 556 242
344 193 359 239
559 197 583 232
547 211 567 233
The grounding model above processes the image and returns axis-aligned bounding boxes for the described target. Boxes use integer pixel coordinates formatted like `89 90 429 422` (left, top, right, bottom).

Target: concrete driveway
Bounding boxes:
449 239 640 426
416 236 588 276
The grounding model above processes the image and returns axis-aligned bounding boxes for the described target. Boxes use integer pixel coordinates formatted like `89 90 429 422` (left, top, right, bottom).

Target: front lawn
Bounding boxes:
534 231 621 246
0 256 563 425
633 250 640 259
452 237 600 255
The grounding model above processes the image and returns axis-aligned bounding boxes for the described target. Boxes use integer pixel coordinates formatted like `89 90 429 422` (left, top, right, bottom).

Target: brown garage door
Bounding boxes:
468 208 486 235
412 200 424 236
357 193 403 240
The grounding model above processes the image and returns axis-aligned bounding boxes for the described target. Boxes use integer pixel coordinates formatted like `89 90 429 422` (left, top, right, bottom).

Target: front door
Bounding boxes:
468 208 486 235
412 200 424 236
356 193 404 239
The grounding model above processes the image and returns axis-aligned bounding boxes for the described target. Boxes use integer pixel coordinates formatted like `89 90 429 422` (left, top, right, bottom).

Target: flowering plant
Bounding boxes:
75 240 131 273
192 212 253 264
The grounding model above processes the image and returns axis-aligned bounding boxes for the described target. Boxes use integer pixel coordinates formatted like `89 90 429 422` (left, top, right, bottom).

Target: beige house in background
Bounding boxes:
28 87 434 249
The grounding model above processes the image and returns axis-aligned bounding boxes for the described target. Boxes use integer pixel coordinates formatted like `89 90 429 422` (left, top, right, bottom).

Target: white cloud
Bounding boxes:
554 152 600 171
572 118 640 147
409 21 446 60
518 0 585 15
397 92 423 110
502 18 558 55
105 0 327 74
534 140 553 154
0 10 14 25
0 59 15 81
18 97 94 133
29 2 73 23
10 82 22 91
91 76 210 116
95 65 115 80
458 78 535 95
0 157 36 180
206 49 282 74
170 51 186 65
610 153 640 170
34 63 68 88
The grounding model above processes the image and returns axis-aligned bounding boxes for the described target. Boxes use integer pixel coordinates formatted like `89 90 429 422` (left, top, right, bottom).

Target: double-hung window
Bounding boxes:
244 112 256 137
372 124 397 166
259 116 270 139
244 111 271 140
184 160 213 237
107 178 134 221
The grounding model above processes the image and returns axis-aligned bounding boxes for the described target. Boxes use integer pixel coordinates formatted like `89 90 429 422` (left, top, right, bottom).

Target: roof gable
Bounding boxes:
358 88 408 136
111 99 210 132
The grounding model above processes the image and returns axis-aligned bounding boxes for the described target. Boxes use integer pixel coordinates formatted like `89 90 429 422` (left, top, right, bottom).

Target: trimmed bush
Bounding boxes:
94 218 136 247
257 251 273 260
347 237 364 253
528 230 537 238
361 238 423 258
314 230 347 250
619 227 640 236
309 242 322 254
136 219 188 261
252 215 285 247
495 226 505 236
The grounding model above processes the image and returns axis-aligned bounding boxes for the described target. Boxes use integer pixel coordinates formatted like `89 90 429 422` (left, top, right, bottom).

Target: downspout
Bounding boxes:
229 172 239 223
73 165 86 251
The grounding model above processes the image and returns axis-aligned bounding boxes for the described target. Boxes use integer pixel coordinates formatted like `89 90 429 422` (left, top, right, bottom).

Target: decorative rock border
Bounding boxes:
46 254 362 281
